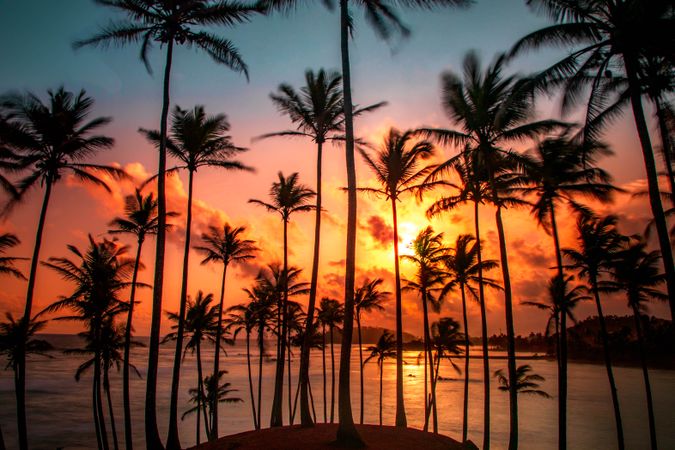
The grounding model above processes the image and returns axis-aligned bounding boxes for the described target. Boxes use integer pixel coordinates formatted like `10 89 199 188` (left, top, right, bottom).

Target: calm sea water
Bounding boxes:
0 334 673 449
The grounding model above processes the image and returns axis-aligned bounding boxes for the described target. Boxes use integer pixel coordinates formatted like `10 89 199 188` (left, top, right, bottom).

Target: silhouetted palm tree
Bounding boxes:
194 222 256 433
359 127 435 429
250 172 314 426
402 226 446 432
364 331 396 426
317 297 344 424
511 135 617 445
563 213 627 449
163 291 220 447
43 236 133 450
511 0 675 321
285 301 306 424
354 278 389 425
0 88 121 450
0 234 26 280
429 317 463 424
494 365 550 398
109 189 167 449
426 152 494 443
259 68 385 425
417 51 564 450
76 3 259 445
142 104 251 442
605 238 667 450
440 234 500 442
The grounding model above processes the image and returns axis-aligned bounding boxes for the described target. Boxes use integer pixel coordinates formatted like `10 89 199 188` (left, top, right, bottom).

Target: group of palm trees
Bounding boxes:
0 0 672 449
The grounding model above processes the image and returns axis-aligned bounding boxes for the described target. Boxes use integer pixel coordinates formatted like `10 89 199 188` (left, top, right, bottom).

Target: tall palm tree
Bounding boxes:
426 152 494 444
440 234 500 443
358 127 435 429
354 278 389 425
260 1 471 441
194 223 256 436
317 297 344 424
249 172 314 427
142 104 251 443
510 0 675 319
563 213 627 449
605 238 667 450
402 226 446 433
259 69 385 425
76 3 259 446
108 189 167 449
0 87 121 450
364 331 396 426
511 134 618 447
417 51 565 450
494 365 550 399
163 291 221 447
429 317 463 391
43 236 133 450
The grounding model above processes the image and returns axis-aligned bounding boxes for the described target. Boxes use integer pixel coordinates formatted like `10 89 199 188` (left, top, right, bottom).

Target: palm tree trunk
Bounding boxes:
631 309 658 450
123 237 143 450
422 291 430 432
246 330 258 430
330 325 336 423
357 313 365 425
390 196 407 428
92 361 103 450
288 331 293 424
167 169 195 449
379 362 383 426
270 219 289 427
460 283 470 443
308 376 317 423
96 350 110 450
474 200 490 450
336 1 363 444
16 179 53 450
424 289 438 434
550 206 567 450
301 140 324 426
257 325 264 430
196 341 206 446
654 96 675 207
590 280 624 450
0 423 6 450
624 55 675 319
104 367 120 450
494 205 518 450
146 38 174 450
212 263 229 439
322 323 327 423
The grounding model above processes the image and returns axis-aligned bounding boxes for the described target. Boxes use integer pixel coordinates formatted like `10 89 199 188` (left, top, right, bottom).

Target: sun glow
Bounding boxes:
397 222 419 257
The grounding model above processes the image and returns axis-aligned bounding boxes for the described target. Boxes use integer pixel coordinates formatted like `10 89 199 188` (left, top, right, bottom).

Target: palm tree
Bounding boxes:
510 0 675 320
364 331 396 426
0 312 52 447
259 68 385 426
402 226 446 433
563 213 627 449
142 104 251 442
182 370 243 440
43 236 133 450
429 317 463 392
163 291 221 447
511 134 618 447
440 234 500 442
317 297 344 424
494 365 550 399
194 222 256 436
417 51 565 450
249 171 314 427
76 3 260 446
605 238 667 450
358 127 435 427
0 234 26 280
108 189 167 449
354 278 389 425
224 302 259 430
0 87 122 450
260 1 471 440
426 152 495 444
285 301 306 424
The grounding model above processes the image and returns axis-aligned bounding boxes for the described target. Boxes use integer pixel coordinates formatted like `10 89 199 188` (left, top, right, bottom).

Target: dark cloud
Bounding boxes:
362 215 394 248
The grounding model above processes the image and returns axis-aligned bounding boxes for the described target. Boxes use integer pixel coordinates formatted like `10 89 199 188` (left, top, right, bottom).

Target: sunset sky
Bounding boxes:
0 0 668 338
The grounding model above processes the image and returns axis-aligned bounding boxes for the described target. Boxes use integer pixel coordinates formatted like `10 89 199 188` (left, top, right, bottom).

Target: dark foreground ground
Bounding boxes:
190 424 476 450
